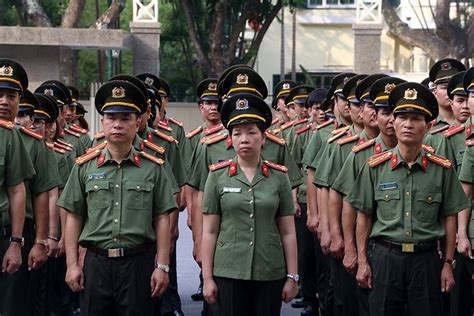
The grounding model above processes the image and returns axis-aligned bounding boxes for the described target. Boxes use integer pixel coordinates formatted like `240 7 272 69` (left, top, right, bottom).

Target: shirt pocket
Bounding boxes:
375 189 400 220
123 181 153 211
265 232 285 270
214 230 235 269
85 181 110 211
414 190 442 222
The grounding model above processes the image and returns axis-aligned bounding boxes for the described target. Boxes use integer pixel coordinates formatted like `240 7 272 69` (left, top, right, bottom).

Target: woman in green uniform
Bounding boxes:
201 93 298 316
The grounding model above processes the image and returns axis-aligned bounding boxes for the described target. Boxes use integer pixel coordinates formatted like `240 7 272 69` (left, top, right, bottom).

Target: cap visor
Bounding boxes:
0 82 21 91
103 106 139 114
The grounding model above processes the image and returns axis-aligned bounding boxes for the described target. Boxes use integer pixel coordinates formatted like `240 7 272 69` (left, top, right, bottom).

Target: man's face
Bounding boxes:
376 107 395 137
310 103 326 124
199 100 220 122
63 105 76 124
394 112 429 145
15 112 32 128
349 102 363 125
287 103 297 121
102 112 139 145
32 119 46 136
0 89 20 121
335 96 351 121
469 92 474 116
161 95 169 110
294 102 308 120
361 102 378 129
433 83 450 109
450 95 470 124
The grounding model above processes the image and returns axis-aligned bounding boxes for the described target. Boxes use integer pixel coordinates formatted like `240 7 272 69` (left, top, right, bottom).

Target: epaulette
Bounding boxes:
0 119 14 130
186 126 203 138
142 139 165 155
169 117 184 127
443 125 464 138
209 159 233 172
352 138 376 153
20 127 43 140
140 151 165 165
293 118 308 127
54 141 73 152
425 152 452 168
430 124 449 135
70 124 88 134
87 141 107 153
263 160 288 173
157 121 172 132
271 118 280 125
465 139 474 146
281 121 294 130
316 119 335 130
368 151 392 168
56 138 74 148
421 143 435 154
201 132 227 145
295 125 310 135
76 149 101 165
331 125 350 135
95 131 105 140
264 131 286 145
336 134 359 145
327 129 349 143
52 146 66 155
203 124 224 136
64 128 81 138
153 129 177 144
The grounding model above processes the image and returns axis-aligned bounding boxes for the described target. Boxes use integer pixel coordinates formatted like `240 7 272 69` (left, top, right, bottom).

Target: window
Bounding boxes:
308 0 356 8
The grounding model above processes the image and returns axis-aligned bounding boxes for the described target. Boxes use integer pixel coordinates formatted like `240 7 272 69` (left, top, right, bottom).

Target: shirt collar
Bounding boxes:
391 146 427 171
97 146 141 168
230 157 266 186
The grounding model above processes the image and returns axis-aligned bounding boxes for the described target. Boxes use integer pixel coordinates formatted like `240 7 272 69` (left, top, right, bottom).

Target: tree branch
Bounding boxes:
91 0 125 29
20 0 52 27
61 0 87 28
225 2 252 66
209 0 227 74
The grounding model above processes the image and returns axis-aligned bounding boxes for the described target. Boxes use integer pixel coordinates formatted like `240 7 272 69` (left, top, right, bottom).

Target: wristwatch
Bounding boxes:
286 273 300 282
9 236 24 247
155 263 170 273
442 257 457 269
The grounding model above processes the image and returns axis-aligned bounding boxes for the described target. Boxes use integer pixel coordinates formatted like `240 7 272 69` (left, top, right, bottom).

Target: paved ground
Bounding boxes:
176 213 300 316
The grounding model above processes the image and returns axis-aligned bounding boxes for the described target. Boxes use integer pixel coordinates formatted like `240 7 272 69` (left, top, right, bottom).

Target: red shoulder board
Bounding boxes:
430 119 437 126
295 125 310 135
293 118 308 127
157 121 172 132
142 139 166 155
466 124 472 137
264 131 286 145
421 143 435 154
140 151 164 165
281 121 294 130
87 141 107 153
153 129 177 144
443 125 464 138
425 152 452 169
208 159 233 172
331 125 350 135
53 146 66 155
465 139 474 146
263 160 288 173
70 124 88 134
57 138 73 148
315 119 334 130
0 118 14 130
367 151 392 168
76 149 101 165
271 118 280 125
430 124 449 135
337 134 359 145
20 127 43 140
201 132 227 145
95 131 105 140
54 141 73 152
64 128 81 138
186 126 203 138
352 138 376 153
203 124 224 136
327 129 349 143
169 117 184 127
46 142 54 149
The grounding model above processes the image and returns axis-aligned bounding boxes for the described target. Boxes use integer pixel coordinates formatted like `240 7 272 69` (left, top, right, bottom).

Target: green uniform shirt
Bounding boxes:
203 159 295 281
57 147 177 249
301 119 338 168
435 122 471 173
346 147 469 242
424 114 450 150
458 143 474 247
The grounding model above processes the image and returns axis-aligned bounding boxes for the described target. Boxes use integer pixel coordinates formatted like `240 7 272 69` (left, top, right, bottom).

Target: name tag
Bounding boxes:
378 182 398 191
223 187 242 193
88 172 107 180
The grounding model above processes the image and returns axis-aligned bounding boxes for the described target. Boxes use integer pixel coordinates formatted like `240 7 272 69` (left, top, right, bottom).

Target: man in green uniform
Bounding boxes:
58 80 176 314
269 80 297 134
67 85 93 149
347 82 469 315
285 85 314 149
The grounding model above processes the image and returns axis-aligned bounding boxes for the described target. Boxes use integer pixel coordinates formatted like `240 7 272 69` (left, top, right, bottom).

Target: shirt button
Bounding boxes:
115 202 119 206
250 214 254 218
384 194 389 200
427 196 432 202
406 212 410 217
93 185 98 190
406 191 410 196
250 227 254 232
405 231 410 236
249 200 253 204
117 165 121 169
114 219 118 223
136 185 140 189
249 241 253 246
407 171 411 175
115 184 120 188
248 188 252 192
113 238 117 242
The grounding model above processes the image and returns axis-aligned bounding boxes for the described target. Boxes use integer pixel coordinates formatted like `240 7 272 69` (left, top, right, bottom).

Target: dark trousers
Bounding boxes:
215 277 285 316
159 241 182 315
314 234 333 316
368 240 442 316
331 257 359 316
80 247 156 316
450 251 474 316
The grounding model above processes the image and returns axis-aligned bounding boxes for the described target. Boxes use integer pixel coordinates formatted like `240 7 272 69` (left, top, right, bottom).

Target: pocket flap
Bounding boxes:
416 191 442 204
86 181 109 192
124 181 152 192
375 189 400 201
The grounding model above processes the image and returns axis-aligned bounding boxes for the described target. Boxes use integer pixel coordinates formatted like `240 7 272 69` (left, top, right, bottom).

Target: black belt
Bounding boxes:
87 243 154 258
372 238 437 253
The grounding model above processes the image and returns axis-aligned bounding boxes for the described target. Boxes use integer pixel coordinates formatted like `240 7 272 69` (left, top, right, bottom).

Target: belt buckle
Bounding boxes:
402 243 414 253
107 248 124 258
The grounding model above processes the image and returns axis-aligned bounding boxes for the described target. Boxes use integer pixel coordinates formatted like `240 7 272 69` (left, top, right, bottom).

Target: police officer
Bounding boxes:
58 80 177 315
202 93 298 316
270 80 297 135
346 82 469 315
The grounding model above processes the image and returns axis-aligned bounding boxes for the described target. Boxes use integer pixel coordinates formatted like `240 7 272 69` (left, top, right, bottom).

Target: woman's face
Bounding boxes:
231 122 265 159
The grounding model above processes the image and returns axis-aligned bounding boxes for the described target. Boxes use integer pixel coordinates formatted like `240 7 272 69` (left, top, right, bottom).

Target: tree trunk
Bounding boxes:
91 0 126 29
20 0 51 27
291 8 296 82
280 6 285 81
62 0 87 28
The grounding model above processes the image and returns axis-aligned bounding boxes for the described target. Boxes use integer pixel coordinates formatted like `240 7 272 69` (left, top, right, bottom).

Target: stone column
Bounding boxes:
352 23 383 74
129 22 161 75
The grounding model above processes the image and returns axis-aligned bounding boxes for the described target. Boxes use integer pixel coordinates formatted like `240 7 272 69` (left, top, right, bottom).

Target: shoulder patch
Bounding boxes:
20 127 43 140
157 121 172 132
139 151 165 165
368 151 392 168
142 139 166 155
186 126 203 138
264 130 286 145
352 138 376 153
337 134 359 145
64 128 81 138
263 160 288 173
56 138 74 148
327 129 348 143
203 124 225 136
430 124 450 135
94 131 105 140
331 125 350 135
153 129 177 144
201 132 227 145
425 152 452 168
465 139 474 146
443 125 464 138
271 118 280 125
53 146 66 155
76 149 101 165
421 143 435 154
281 121 294 130
316 119 335 130
0 118 14 130
209 159 233 172
293 118 308 127
295 125 310 135
169 117 184 127
87 141 107 153
54 141 73 152
70 125 88 134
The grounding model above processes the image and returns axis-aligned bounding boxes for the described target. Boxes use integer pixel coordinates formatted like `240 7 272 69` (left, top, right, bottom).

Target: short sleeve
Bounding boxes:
5 129 35 187
277 173 295 217
345 162 376 215
440 166 470 217
459 146 474 183
203 171 221 215
152 165 178 216
57 164 86 215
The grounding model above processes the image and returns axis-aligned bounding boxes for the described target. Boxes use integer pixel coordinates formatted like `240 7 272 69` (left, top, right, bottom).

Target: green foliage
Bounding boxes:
0 1 20 26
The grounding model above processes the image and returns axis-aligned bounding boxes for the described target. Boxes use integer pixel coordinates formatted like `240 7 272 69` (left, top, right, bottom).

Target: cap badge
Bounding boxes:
404 88 418 100
44 89 54 96
208 82 217 90
235 98 249 110
441 62 451 71
112 87 126 99
343 77 350 85
298 88 306 94
236 74 249 85
144 77 154 86
384 83 396 94
0 66 13 77
282 83 290 90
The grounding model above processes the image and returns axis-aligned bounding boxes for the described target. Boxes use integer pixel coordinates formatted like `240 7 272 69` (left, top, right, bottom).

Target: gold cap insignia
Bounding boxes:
0 66 13 77
236 74 249 85
384 83 396 94
404 88 417 100
44 89 54 96
235 98 249 110
282 83 290 90
441 62 451 71
208 82 217 90
299 88 306 94
144 77 154 86
112 87 125 99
